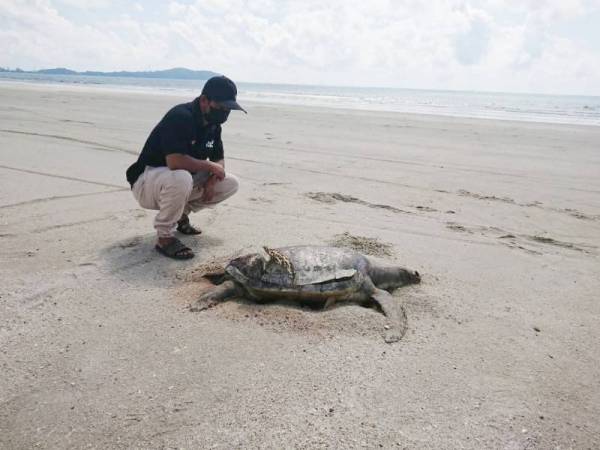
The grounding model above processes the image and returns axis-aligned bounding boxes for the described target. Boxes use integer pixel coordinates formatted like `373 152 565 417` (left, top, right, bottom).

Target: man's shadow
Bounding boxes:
99 232 224 288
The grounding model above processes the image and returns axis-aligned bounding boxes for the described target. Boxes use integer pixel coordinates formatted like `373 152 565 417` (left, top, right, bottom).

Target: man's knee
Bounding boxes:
222 173 239 196
200 173 239 207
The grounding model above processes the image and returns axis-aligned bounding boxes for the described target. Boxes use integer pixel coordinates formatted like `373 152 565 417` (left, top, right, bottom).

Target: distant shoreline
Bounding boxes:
0 67 218 80
1 72 598 127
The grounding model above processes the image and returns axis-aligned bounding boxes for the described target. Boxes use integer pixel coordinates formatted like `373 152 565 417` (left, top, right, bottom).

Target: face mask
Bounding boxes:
204 107 230 125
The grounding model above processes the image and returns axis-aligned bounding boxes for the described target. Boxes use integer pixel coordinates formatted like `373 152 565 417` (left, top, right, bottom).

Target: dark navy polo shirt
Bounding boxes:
126 97 224 187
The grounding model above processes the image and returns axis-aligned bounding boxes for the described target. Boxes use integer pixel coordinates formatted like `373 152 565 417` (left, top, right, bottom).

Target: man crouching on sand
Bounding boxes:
125 76 246 259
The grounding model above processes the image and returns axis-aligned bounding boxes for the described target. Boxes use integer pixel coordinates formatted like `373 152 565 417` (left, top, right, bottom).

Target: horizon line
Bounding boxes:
1 66 599 99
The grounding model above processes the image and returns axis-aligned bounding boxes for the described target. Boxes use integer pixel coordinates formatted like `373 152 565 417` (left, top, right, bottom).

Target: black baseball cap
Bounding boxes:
201 75 247 113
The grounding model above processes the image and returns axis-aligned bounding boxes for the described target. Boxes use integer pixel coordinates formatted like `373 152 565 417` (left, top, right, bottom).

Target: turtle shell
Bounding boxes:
226 246 368 298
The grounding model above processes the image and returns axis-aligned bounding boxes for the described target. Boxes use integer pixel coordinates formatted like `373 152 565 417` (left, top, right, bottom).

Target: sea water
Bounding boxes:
1 72 598 126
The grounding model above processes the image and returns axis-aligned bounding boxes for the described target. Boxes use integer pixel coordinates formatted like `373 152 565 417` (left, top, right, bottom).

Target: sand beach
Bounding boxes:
1 82 599 448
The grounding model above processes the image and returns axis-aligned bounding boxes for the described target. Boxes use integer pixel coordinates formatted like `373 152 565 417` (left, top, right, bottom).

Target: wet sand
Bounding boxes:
1 82 600 448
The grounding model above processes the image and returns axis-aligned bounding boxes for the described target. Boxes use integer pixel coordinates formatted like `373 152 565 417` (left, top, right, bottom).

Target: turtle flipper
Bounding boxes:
371 288 407 343
323 297 337 309
190 280 239 312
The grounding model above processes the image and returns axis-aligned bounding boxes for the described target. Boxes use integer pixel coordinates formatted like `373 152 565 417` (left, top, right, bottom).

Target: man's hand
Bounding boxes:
201 175 218 202
166 154 225 180
207 161 225 181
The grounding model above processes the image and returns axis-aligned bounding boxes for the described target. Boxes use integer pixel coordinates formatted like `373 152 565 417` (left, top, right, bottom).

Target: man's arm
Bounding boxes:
165 154 225 179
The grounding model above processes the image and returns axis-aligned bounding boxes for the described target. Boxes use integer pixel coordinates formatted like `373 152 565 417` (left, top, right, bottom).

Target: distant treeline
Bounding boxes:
0 67 219 80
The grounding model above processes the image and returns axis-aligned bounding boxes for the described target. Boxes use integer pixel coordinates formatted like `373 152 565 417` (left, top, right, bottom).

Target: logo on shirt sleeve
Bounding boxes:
206 140 214 148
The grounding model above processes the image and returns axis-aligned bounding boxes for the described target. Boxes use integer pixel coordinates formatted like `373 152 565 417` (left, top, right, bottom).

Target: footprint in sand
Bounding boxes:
527 235 592 253
414 205 438 212
445 222 472 233
305 191 411 214
457 189 515 204
248 197 273 204
328 231 394 257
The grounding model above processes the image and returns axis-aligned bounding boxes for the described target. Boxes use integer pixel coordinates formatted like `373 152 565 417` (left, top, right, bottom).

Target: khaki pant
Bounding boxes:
132 166 239 238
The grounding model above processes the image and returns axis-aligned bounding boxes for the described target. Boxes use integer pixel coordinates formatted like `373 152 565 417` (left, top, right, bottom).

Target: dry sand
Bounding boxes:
1 82 599 449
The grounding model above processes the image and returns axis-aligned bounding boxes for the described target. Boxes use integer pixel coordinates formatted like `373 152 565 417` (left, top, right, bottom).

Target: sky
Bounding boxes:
1 0 600 95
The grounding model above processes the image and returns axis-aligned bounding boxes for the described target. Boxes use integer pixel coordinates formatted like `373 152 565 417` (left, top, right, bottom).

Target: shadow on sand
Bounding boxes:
99 232 224 288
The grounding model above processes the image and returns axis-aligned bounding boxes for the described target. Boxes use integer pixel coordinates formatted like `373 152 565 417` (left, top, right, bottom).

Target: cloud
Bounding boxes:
55 0 112 9
454 12 492 65
1 0 599 94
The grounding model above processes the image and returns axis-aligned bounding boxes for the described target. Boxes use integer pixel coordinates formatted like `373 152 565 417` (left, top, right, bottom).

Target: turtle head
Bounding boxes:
369 266 421 290
396 269 421 286
228 253 267 280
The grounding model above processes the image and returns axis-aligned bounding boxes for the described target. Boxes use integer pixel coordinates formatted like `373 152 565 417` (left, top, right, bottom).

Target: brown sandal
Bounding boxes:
155 238 194 260
177 215 202 235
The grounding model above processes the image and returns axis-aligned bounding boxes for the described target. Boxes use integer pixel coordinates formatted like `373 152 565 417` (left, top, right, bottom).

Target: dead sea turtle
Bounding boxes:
190 246 421 343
